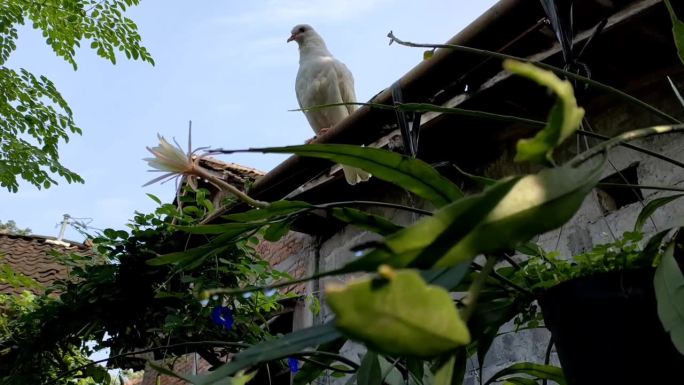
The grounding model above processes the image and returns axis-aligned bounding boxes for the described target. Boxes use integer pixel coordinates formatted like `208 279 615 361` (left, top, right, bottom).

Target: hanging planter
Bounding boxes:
538 268 684 385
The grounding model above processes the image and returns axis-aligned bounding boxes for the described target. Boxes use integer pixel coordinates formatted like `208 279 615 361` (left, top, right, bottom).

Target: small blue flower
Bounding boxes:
288 357 299 373
211 306 234 330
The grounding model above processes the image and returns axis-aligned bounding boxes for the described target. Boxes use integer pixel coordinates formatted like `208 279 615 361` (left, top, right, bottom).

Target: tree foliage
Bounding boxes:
0 0 153 192
0 190 293 385
0 220 30 235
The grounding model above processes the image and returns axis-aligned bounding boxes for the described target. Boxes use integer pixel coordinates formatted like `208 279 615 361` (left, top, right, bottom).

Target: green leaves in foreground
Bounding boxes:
654 236 684 355
504 60 584 164
349 163 602 270
326 267 470 357
241 144 463 207
665 0 684 65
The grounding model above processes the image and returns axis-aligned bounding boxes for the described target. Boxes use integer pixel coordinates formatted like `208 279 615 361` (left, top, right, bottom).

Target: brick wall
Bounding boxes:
141 354 213 385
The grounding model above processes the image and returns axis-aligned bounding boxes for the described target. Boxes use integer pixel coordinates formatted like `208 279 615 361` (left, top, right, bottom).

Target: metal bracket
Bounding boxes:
391 81 422 158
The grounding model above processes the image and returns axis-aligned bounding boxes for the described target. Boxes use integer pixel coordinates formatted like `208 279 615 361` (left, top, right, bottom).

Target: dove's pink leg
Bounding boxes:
305 128 331 144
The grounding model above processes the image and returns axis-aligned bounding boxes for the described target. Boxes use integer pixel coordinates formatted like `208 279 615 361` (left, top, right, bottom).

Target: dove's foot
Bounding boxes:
305 128 331 144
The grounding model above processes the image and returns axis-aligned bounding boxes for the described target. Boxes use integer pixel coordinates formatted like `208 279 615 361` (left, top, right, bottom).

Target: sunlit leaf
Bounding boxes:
505 60 584 164
432 164 601 267
349 163 600 270
654 236 684 355
326 267 470 357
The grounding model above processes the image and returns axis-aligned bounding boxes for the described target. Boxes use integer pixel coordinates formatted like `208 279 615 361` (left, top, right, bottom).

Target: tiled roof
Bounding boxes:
198 157 264 186
187 157 265 211
0 233 94 294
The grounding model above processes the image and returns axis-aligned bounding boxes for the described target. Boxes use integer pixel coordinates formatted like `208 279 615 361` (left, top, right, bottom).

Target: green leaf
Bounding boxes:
643 230 672 263
452 165 496 187
326 268 470 357
351 163 600 270
433 355 455 385
332 207 403 235
665 0 684 65
224 200 313 222
654 237 684 355
357 351 382 385
501 378 540 385
293 338 348 385
504 60 585 164
634 194 684 231
263 220 291 242
246 144 463 207
377 356 406 385
418 264 471 291
406 358 425 383
433 164 601 267
146 246 211 266
146 193 162 205
192 323 341 385
483 362 566 385
432 352 466 385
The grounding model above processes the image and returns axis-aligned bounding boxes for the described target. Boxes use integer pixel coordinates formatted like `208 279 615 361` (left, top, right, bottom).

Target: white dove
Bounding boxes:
288 24 371 185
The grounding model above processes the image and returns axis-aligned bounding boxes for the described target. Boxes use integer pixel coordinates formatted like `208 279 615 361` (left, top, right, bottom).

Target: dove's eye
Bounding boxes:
298 27 306 33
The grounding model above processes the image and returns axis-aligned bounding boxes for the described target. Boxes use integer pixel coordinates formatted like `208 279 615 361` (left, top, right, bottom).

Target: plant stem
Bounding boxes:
192 162 269 209
597 183 684 193
315 200 432 216
461 255 497 322
387 32 681 125
577 129 684 169
568 125 684 167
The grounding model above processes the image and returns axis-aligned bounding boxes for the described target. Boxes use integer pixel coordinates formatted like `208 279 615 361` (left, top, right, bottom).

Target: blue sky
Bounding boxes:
3 0 497 241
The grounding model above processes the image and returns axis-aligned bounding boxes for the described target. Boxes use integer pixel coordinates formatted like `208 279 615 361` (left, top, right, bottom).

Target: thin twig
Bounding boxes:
568 125 684 167
577 129 684 170
386 32 680 124
597 183 684 193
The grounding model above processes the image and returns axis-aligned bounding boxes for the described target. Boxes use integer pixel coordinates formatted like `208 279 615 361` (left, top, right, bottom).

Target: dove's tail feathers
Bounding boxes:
342 166 371 185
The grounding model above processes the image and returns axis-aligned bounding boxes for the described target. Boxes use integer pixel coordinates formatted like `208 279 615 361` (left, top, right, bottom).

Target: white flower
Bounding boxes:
143 134 199 189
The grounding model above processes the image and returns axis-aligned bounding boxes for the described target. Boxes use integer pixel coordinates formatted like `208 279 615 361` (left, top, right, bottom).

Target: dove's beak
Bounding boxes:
287 33 297 43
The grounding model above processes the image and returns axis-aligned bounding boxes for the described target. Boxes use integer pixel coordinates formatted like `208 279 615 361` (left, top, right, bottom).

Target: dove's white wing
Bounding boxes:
332 59 358 116
296 58 352 133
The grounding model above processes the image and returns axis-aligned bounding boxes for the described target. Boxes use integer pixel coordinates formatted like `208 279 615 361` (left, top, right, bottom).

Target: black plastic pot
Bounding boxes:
538 268 684 385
